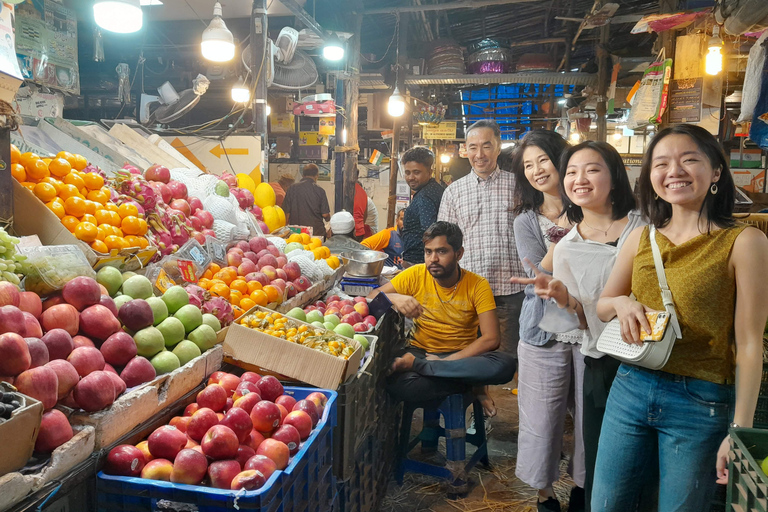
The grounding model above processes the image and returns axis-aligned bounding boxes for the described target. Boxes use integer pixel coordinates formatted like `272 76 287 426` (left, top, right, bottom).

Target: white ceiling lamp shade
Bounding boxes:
201 2 235 62
231 77 249 103
322 36 345 61
93 0 143 34
388 86 405 117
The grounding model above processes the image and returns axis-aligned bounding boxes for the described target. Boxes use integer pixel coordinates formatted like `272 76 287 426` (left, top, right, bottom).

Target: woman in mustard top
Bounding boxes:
593 124 768 511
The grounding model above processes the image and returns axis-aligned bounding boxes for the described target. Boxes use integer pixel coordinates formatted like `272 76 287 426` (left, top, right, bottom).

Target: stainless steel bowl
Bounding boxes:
339 250 388 277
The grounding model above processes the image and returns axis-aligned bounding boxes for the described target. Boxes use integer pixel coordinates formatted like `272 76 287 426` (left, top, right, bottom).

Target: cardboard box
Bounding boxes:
299 131 329 146
0 383 43 476
298 146 329 160
66 346 223 449
271 113 296 133
223 307 362 390
12 180 157 271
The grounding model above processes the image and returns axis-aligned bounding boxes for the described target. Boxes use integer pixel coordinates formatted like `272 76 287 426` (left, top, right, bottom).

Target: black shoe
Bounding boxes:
538 497 561 512
568 486 585 512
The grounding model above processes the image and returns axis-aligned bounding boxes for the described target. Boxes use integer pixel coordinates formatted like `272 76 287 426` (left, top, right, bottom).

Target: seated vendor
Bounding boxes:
361 208 405 268
325 211 369 253
368 221 517 417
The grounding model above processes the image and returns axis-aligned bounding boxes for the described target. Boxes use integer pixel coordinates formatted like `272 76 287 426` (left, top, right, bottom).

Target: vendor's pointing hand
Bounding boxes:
510 258 569 307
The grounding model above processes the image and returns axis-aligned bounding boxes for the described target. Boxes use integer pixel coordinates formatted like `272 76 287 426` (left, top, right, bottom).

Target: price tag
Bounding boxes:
154 268 176 293
177 260 197 283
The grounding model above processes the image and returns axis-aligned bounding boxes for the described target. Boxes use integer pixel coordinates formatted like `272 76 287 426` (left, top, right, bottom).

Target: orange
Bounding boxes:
46 200 66 219
229 290 243 306
312 248 322 260
287 233 301 243
121 215 141 235
96 225 109 241
136 237 149 249
87 188 110 205
104 235 125 251
239 298 256 311
25 159 49 180
56 151 76 167
94 209 112 226
105 203 119 214
124 235 142 248
113 227 124 237
81 213 98 225
230 279 248 294
202 269 213 280
33 182 57 202
83 200 98 215
48 158 72 178
209 263 221 274
42 177 64 194
21 182 36 192
63 172 84 190
72 154 88 171
300 233 311 244
19 152 39 169
246 281 263 294
263 285 282 304
250 290 268 306
213 270 234 286
309 237 322 249
63 196 86 217
91 240 109 254
321 246 330 258
118 203 139 219
61 215 80 233
233 306 244 320
59 184 81 200
75 222 98 243
210 283 230 298
10 144 20 164
198 278 211 290
42 158 52 165
10 163 25 182
82 172 104 190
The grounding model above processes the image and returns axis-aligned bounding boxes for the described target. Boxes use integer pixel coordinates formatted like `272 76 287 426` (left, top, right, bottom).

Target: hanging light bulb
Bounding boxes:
612 127 623 141
569 131 581 143
322 36 345 61
440 153 451 164
231 77 249 103
93 0 143 34
388 86 405 117
266 105 271 116
706 26 723 76
202 2 235 62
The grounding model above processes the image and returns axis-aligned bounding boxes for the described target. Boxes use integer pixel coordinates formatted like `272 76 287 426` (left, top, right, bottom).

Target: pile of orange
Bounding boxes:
11 145 149 254
198 262 283 310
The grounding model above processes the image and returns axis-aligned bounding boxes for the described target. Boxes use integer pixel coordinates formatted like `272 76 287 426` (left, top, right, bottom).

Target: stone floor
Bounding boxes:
379 382 577 512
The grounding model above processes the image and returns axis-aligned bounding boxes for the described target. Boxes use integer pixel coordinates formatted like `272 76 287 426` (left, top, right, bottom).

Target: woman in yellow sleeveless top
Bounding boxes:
593 124 768 511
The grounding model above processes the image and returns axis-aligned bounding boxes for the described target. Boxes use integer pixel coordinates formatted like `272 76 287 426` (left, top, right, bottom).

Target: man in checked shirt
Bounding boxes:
438 120 526 367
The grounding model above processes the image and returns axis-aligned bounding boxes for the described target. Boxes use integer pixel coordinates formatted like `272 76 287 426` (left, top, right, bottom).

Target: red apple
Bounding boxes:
275 394 297 411
169 416 192 434
16 365 58 410
250 400 282 433
34 409 73 453
73 371 116 412
148 425 188 460
202 425 240 460
233 381 260 401
234 444 257 469
72 335 95 349
294 276 311 292
220 407 254 444
136 440 153 462
40 304 79 336
230 469 268 491
207 371 227 385
141 459 174 481
354 302 370 316
271 424 301 455
256 375 284 402
207 459 242 489
260 266 278 281
184 403 200 416
244 454 277 480
25 337 49 368
197 384 227 412
23 312 42 338
233 391 262 414
0 332 30 375
238 260 257 277
217 374 241 396
107 372 126 397
62 276 101 311
256 438 290 470
171 448 208 485
283 410 313 440
187 407 219 442
0 281 20 307
283 262 301 281
292 400 319 427
225 397 234 411
41 328 74 360
245 272 270 287
244 429 266 452
67 346 105 377
120 356 156 388
45 359 79 400
0 305 26 335
118 299 155 332
100 331 137 367
79 304 121 341
105 444 146 476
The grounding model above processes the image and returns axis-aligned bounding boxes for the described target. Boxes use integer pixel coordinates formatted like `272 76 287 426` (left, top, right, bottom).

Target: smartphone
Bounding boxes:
639 311 670 342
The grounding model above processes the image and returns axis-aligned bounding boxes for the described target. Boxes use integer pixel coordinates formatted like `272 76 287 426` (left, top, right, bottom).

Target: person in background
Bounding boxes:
325 211 369 253
362 208 405 267
369 221 516 416
282 164 330 238
512 141 646 512
268 173 295 207
593 124 768 512
365 196 380 235
438 119 526 362
353 168 369 240
509 130 584 512
401 147 445 267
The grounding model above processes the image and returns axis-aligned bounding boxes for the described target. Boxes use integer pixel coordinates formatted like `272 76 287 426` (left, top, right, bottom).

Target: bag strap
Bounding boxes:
648 225 682 338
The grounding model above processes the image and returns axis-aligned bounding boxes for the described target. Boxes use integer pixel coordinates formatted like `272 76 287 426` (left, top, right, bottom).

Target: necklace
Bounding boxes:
433 268 462 305
581 218 615 236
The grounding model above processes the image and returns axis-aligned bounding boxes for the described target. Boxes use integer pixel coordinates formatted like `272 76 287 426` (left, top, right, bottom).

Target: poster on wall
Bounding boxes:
0 3 23 102
668 78 702 124
15 0 79 95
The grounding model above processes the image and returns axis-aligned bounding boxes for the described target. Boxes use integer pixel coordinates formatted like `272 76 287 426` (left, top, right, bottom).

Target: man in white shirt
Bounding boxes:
438 120 526 362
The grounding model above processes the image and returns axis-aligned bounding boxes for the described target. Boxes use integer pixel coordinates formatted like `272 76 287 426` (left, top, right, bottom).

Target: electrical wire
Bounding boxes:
360 13 399 64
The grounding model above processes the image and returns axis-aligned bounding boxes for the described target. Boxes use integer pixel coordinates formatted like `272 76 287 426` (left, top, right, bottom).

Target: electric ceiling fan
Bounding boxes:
139 74 211 125
242 26 319 90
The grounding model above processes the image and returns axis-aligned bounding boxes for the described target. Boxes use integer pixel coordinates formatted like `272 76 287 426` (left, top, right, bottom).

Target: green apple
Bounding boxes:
156 317 186 347
354 334 370 351
122 275 153 300
114 294 133 312
306 310 324 324
286 307 307 322
96 266 123 297
174 304 203 333
121 271 137 283
333 323 355 339
323 314 340 327
201 313 221 332
311 321 324 328
187 324 217 352
146 297 169 326
172 340 202 366
133 326 165 358
323 322 336 331
162 286 189 314
151 350 181 375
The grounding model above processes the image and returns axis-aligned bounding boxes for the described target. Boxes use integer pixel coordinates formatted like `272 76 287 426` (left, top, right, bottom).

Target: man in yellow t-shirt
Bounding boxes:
369 221 517 417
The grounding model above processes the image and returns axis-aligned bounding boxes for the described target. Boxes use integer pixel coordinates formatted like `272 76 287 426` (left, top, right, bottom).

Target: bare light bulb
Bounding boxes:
231 78 249 103
440 153 451 164
202 2 235 62
388 87 405 117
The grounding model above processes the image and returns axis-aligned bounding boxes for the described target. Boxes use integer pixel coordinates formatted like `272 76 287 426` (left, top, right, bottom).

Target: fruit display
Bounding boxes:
237 309 357 359
0 389 22 421
103 371 329 492
284 232 340 268
295 294 377 335
0 226 30 285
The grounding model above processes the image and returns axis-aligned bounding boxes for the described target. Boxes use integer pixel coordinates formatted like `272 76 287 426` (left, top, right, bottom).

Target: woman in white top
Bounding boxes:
512 141 645 511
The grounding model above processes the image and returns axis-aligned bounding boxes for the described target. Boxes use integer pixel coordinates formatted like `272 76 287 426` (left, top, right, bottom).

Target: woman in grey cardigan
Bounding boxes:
510 130 584 512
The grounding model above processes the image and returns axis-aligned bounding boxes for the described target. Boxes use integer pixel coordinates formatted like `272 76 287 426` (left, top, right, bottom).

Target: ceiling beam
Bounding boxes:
361 0 540 15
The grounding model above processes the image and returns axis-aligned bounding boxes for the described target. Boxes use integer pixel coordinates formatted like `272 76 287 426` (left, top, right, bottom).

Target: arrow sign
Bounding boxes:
210 146 249 158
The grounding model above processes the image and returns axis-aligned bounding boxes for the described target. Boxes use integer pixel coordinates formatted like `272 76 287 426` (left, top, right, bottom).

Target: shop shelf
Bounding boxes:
96 387 337 512
726 428 768 512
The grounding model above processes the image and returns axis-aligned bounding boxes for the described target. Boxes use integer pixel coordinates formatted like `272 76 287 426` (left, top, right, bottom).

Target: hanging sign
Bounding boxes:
422 122 457 140
668 78 703 124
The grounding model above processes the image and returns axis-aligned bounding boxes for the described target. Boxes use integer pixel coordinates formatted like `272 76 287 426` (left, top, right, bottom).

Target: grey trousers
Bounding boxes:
515 339 586 489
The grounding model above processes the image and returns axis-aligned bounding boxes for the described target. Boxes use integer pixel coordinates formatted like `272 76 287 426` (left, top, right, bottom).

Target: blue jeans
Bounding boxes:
591 364 734 512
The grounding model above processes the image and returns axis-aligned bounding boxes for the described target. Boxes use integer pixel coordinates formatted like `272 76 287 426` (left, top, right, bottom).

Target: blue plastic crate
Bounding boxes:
96 387 337 512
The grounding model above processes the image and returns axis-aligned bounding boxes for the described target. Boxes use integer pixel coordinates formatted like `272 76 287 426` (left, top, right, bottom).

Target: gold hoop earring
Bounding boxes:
710 183 718 195
654 193 659 200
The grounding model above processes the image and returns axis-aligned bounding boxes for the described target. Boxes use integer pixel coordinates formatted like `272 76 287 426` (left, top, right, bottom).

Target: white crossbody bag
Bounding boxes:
596 225 682 370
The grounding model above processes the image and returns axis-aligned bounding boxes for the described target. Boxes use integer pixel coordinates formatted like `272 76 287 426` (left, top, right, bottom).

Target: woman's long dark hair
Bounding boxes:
559 141 636 224
638 124 735 229
512 130 571 215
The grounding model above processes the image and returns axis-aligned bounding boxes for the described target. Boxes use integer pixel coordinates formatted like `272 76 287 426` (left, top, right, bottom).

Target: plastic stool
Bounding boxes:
396 392 489 494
